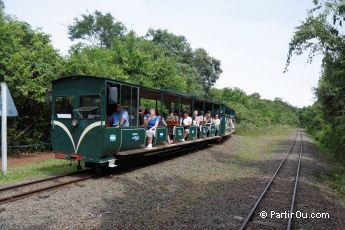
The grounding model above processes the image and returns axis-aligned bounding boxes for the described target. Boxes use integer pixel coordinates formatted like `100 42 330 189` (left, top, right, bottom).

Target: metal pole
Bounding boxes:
160 93 163 115
192 99 194 114
2 83 7 175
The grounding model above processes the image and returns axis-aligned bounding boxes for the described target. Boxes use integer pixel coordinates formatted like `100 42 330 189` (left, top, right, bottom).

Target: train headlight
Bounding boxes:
72 119 78 127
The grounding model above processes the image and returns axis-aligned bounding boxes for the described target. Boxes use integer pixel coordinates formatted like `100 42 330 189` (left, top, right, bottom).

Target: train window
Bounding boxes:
121 85 132 126
77 95 101 119
109 87 118 104
56 96 73 119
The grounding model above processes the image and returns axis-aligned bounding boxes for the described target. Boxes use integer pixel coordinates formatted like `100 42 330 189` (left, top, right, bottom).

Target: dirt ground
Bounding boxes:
0 129 344 229
6 152 55 166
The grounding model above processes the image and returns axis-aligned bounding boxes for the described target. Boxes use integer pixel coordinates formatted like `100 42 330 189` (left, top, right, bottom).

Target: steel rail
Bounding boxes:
0 171 93 205
287 129 303 230
239 129 300 230
0 169 92 192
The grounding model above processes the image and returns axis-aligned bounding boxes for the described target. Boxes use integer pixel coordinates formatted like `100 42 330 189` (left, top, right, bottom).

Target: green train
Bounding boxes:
51 76 235 168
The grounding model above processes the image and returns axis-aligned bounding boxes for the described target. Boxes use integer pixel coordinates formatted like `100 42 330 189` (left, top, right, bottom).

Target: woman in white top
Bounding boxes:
213 114 221 134
180 111 192 141
205 112 213 126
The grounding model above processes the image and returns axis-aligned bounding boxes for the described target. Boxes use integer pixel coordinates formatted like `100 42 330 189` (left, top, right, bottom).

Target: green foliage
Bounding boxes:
68 10 126 48
0 0 4 19
66 11 222 97
209 87 299 130
0 8 299 151
299 104 324 137
146 28 193 63
286 0 345 161
0 14 62 149
323 165 345 199
193 48 222 93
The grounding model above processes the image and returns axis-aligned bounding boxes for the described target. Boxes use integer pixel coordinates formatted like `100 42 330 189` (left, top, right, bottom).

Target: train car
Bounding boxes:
51 76 235 168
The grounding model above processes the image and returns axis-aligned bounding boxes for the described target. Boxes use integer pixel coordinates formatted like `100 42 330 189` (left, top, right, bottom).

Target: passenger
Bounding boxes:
166 110 178 121
156 108 174 144
205 112 213 134
180 111 192 141
107 103 129 128
199 111 204 126
166 110 178 144
205 112 213 126
145 108 159 149
192 110 203 127
230 116 236 131
139 106 146 127
156 108 167 127
213 114 221 134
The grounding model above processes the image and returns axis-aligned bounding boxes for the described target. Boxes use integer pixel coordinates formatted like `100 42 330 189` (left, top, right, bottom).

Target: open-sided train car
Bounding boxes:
51 76 235 168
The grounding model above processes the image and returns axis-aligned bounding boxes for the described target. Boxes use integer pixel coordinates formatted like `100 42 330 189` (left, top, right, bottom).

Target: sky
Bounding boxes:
4 0 322 107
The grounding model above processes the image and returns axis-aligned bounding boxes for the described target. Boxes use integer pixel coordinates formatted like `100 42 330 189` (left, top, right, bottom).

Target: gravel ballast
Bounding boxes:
0 129 344 229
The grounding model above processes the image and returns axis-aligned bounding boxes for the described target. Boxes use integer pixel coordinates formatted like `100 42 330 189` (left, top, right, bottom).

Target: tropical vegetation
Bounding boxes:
0 1 299 151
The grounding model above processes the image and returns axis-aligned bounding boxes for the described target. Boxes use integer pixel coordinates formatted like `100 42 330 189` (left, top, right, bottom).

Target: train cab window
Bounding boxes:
106 83 139 127
120 85 138 126
77 95 101 119
56 96 73 119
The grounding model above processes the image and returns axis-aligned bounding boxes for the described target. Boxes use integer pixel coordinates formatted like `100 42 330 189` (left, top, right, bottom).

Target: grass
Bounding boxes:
0 159 82 186
324 166 345 200
232 125 295 162
235 124 295 137
309 138 345 201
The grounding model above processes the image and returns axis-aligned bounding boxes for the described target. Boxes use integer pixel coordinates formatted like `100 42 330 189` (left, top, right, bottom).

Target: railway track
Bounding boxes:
0 169 94 205
240 129 303 230
0 139 214 205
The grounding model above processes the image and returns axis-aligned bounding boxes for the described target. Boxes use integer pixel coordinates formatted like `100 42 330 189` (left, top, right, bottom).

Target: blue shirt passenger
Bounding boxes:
108 104 129 127
147 115 158 129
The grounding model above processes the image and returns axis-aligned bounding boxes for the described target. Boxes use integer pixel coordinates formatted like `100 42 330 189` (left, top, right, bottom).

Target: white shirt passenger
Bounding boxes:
214 118 221 126
193 115 203 126
180 116 192 126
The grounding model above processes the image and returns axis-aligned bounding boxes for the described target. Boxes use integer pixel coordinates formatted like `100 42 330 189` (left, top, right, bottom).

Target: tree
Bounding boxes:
68 10 126 48
0 15 62 147
249 92 261 99
285 0 345 160
0 0 4 18
193 48 222 94
146 28 193 63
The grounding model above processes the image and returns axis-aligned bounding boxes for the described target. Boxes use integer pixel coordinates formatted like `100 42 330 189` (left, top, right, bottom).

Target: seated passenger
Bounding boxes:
230 116 236 131
205 112 213 134
157 108 174 144
107 103 129 128
199 111 204 126
192 110 203 127
145 108 159 149
156 109 167 127
205 112 213 126
180 111 192 141
213 114 221 134
166 110 178 144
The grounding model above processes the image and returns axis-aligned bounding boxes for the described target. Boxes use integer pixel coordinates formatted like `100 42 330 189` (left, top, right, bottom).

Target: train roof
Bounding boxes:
53 75 235 114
